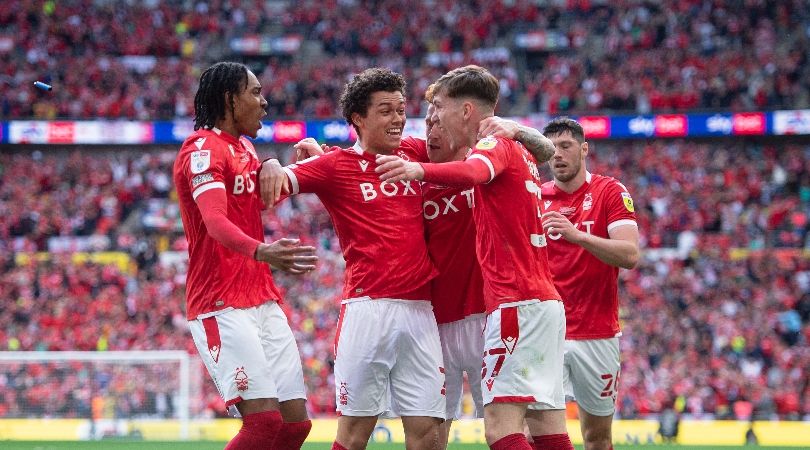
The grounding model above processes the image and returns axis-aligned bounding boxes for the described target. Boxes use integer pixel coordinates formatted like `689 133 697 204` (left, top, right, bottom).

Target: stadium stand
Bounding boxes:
1 138 808 420
1 0 809 120
0 0 808 427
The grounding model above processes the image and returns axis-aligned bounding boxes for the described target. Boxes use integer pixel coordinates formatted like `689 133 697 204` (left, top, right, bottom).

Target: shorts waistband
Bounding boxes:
342 297 432 308
497 299 560 309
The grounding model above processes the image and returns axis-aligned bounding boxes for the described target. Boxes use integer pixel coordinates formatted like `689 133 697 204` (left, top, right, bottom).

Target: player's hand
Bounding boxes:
375 155 425 183
293 138 326 161
259 159 289 206
478 116 520 140
255 238 318 274
541 211 582 243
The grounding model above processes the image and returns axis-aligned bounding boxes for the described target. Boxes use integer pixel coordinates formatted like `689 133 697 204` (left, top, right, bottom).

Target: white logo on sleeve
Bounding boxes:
190 150 211 174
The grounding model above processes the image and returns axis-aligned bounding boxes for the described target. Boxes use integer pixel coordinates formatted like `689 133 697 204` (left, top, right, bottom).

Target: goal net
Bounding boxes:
0 350 198 440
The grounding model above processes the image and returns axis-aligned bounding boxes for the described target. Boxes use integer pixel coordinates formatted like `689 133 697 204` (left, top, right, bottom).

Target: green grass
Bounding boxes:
0 443 801 450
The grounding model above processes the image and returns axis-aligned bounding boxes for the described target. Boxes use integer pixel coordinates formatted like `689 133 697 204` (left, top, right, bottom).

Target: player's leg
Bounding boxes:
334 416 379 450
437 319 462 448
568 338 621 450
484 302 571 450
580 411 614 450
389 300 445 449
484 402 532 449
261 302 312 449
479 306 535 449
333 300 397 449
188 306 283 449
462 314 487 421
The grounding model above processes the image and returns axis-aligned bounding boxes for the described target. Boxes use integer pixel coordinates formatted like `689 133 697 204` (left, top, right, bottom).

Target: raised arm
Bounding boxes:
478 116 555 163
375 155 492 188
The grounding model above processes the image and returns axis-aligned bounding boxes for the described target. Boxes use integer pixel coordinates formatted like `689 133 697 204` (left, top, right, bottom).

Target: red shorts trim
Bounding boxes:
492 395 537 403
333 303 347 357
225 396 244 408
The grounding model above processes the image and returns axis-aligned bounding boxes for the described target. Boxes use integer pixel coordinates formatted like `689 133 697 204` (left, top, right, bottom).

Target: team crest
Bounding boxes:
621 192 635 212
190 150 211 174
475 136 497 150
235 367 249 392
583 193 593 211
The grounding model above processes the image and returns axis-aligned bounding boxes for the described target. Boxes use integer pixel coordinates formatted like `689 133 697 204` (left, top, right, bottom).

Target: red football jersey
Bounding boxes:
173 128 282 319
283 137 437 300
409 139 486 324
467 136 560 312
540 172 637 339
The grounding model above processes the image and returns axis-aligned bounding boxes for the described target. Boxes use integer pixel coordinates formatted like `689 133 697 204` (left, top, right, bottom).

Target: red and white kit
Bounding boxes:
421 136 565 410
418 140 487 419
541 172 637 415
283 137 445 418
174 128 305 408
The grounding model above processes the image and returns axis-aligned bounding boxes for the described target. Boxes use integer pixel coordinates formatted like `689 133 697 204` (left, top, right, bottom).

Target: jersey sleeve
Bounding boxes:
178 138 228 202
282 151 336 195
605 180 638 233
466 136 512 183
398 136 428 163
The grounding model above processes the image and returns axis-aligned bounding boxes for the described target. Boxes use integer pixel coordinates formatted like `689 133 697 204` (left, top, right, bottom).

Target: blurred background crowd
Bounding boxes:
0 0 809 424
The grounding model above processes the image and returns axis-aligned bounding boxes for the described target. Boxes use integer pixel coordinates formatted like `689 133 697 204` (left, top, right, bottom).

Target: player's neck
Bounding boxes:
555 170 587 194
214 119 240 140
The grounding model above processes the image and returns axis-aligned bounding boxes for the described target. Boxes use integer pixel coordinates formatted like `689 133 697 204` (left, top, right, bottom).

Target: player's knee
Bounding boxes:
582 427 612 450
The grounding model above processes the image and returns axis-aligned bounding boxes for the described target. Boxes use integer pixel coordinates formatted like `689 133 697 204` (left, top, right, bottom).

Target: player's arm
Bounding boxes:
543 212 640 269
541 177 641 271
258 139 337 206
478 116 555 163
195 189 318 272
375 156 492 187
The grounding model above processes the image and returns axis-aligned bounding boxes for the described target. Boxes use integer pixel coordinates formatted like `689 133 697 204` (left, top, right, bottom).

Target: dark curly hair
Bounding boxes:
543 117 585 143
339 68 406 133
193 62 249 131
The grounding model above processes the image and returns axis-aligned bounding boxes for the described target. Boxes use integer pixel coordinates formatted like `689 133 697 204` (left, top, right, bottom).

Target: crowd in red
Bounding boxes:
0 137 808 420
2 0 808 120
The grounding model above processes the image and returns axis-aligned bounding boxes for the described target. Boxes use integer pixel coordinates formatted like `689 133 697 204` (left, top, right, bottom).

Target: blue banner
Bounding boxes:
2 110 807 145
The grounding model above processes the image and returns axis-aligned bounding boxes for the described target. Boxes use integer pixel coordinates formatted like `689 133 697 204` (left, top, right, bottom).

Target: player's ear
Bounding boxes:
581 141 589 158
463 101 473 120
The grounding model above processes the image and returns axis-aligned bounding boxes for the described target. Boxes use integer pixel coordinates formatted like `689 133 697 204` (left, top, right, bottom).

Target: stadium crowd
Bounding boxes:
2 0 809 119
0 137 808 421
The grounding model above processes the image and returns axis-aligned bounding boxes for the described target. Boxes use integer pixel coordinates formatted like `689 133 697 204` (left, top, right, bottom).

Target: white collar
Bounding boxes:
585 171 592 183
351 141 364 155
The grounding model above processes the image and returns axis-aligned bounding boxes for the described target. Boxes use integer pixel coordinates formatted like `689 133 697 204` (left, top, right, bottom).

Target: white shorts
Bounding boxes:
482 300 565 410
333 298 445 418
439 314 485 419
563 337 620 416
189 302 306 409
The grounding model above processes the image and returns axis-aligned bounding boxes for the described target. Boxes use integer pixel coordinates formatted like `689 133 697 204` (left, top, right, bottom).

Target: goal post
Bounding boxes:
0 350 194 440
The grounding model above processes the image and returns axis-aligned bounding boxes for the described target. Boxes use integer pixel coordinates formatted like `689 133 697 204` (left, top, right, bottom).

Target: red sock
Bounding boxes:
491 433 533 450
272 420 312 450
532 434 574 450
224 410 283 450
331 442 349 450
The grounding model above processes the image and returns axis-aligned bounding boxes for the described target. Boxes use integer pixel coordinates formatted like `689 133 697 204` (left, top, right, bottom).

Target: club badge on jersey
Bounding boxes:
191 150 211 174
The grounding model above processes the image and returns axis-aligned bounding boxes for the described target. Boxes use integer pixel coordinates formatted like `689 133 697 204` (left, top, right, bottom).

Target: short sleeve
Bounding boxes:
466 136 511 183
605 180 638 233
283 151 337 195
397 136 428 163
178 137 228 202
